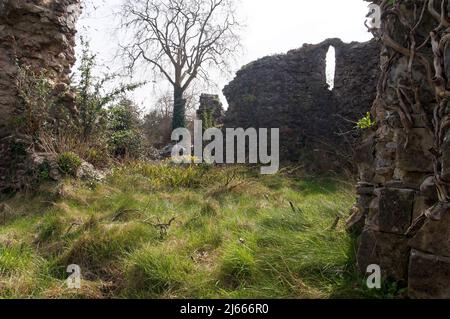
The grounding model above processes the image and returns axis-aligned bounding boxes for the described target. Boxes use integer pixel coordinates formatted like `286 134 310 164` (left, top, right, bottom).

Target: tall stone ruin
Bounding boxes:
0 0 81 192
350 0 450 298
223 38 380 171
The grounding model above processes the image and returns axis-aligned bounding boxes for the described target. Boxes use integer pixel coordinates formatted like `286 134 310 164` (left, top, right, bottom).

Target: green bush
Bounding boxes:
110 161 208 190
108 130 144 159
107 99 144 159
37 161 51 181
58 152 82 176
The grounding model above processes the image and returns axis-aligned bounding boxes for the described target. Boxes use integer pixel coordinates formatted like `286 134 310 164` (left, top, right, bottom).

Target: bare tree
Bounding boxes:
120 0 241 129
143 88 198 146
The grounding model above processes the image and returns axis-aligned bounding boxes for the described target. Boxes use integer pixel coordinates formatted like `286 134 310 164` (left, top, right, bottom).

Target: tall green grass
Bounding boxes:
0 162 379 298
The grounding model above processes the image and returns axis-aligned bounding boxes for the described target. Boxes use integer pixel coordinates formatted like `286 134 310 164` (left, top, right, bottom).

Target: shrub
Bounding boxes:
15 64 55 136
108 130 144 159
58 152 82 176
37 161 51 181
107 99 144 159
111 161 208 190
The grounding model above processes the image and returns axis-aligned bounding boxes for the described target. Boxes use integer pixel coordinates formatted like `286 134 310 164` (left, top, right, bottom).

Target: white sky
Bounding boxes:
76 0 373 111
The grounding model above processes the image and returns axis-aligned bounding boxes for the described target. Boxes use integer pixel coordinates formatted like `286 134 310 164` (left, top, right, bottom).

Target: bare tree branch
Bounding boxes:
119 0 242 128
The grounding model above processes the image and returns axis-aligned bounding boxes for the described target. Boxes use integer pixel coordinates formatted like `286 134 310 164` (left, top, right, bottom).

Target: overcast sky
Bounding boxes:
76 0 373 111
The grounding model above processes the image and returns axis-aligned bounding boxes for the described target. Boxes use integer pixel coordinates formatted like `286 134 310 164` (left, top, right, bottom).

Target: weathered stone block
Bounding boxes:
395 128 434 173
357 229 410 282
409 208 450 258
408 249 450 299
366 188 415 235
355 134 376 183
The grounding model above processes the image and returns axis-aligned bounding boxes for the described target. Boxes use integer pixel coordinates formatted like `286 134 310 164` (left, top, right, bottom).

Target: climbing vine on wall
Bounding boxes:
368 0 450 224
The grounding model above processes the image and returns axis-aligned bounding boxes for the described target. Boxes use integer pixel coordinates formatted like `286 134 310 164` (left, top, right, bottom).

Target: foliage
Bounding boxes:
108 130 144 159
110 161 210 190
57 152 82 176
73 38 143 142
356 112 376 130
107 99 144 159
14 62 70 137
199 108 214 132
37 161 52 181
13 39 145 173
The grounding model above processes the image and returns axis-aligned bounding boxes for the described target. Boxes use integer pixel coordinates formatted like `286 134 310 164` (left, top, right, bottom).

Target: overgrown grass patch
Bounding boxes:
0 162 384 299
124 244 194 297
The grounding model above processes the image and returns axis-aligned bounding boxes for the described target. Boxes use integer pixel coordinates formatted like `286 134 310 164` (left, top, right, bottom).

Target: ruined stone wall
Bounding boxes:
223 38 380 170
197 93 225 125
0 0 81 192
349 0 450 298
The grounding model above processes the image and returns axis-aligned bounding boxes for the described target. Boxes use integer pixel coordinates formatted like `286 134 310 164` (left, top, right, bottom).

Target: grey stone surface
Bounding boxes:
357 228 410 282
409 208 450 258
409 250 450 299
0 0 81 192
223 38 380 170
366 188 415 235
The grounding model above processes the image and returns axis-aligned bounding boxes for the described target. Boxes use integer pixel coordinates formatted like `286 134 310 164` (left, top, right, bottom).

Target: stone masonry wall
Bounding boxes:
223 38 380 171
349 0 450 298
0 0 81 192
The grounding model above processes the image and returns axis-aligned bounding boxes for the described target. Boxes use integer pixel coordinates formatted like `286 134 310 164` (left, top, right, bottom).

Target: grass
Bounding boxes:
0 161 381 299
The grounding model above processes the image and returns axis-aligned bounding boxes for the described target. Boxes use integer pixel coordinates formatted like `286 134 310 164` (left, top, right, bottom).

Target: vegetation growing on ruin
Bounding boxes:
355 112 376 130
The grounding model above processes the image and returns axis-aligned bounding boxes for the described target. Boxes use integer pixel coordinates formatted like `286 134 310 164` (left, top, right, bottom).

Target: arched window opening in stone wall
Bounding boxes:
326 45 336 91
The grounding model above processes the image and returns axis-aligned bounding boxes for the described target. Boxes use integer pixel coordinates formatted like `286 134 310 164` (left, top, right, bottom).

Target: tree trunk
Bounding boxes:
172 85 186 130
